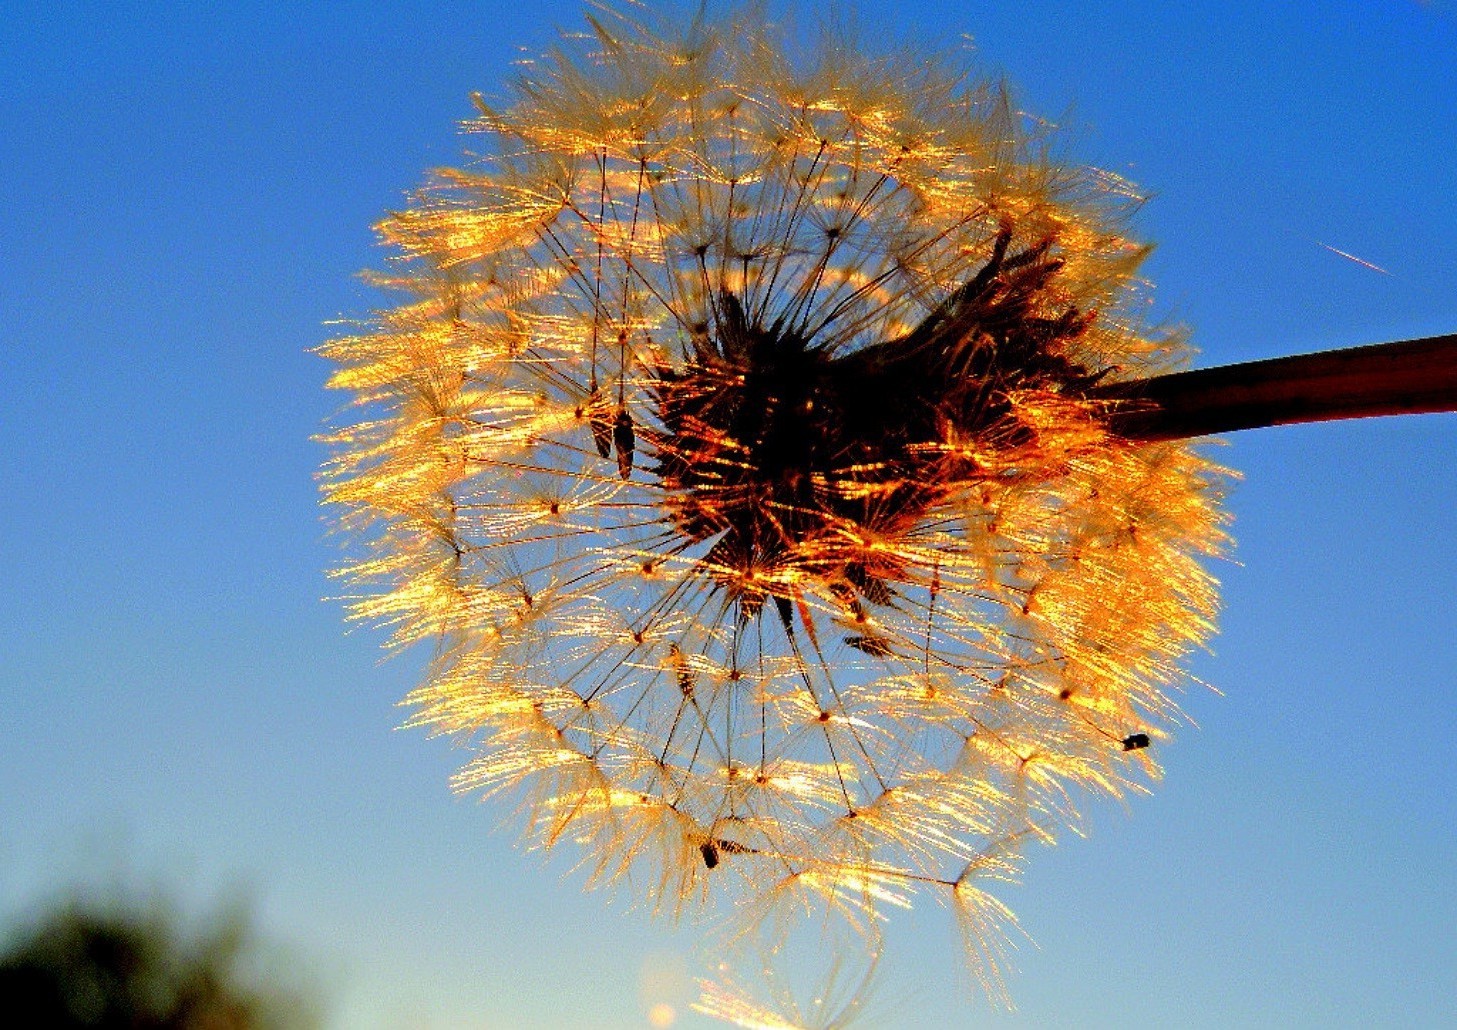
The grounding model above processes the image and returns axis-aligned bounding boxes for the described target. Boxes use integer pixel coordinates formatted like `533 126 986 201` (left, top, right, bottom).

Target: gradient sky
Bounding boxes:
3 2 1455 1026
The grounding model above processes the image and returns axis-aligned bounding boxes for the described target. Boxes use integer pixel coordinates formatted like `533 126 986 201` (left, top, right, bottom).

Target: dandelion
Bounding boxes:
693 949 879 1030
320 1 1452 1013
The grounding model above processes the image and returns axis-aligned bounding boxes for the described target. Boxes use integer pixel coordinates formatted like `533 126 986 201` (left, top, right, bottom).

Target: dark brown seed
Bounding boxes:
844 635 893 657
613 407 635 479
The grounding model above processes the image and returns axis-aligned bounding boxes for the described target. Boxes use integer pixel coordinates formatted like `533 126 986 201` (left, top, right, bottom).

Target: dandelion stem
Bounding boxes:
1098 332 1457 440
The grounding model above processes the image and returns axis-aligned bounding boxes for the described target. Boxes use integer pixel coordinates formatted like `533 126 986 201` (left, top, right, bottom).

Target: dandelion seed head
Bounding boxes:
322 0 1229 1005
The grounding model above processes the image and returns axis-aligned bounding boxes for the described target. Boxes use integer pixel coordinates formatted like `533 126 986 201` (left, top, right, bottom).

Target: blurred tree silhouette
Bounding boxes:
0 891 317 1029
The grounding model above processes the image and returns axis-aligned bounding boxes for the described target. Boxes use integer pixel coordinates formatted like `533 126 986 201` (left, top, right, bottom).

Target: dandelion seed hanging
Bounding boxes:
321 3 1230 1004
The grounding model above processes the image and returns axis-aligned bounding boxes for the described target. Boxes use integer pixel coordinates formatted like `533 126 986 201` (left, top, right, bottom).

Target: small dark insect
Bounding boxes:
1122 733 1151 751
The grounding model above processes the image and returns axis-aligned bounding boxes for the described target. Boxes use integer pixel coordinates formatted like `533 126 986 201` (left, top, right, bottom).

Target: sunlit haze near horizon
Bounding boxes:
3 2 1455 1026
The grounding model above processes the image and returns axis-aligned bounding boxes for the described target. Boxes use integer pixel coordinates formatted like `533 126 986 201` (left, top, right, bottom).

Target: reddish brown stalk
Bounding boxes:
1095 333 1457 441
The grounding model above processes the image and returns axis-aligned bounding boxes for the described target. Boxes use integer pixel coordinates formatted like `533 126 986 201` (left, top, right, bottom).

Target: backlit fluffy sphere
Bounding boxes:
321 3 1228 1000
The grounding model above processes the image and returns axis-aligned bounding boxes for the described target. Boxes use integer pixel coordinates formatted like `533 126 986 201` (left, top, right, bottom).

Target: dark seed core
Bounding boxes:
649 229 1104 622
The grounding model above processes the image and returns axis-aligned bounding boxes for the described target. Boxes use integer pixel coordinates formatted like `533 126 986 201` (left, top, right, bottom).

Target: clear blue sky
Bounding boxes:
3 2 1454 1026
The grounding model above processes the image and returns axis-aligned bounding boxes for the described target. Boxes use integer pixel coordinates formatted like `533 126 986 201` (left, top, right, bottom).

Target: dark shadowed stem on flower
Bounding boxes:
1097 332 1457 441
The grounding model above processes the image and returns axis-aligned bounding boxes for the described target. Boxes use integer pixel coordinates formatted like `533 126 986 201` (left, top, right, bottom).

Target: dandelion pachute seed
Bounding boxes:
321 3 1229 1005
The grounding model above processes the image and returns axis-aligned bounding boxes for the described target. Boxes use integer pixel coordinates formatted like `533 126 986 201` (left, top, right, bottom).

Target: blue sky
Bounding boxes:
3 2 1454 1026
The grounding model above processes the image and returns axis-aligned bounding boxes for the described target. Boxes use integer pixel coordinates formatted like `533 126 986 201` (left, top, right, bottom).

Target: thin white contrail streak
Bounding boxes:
1314 240 1393 276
